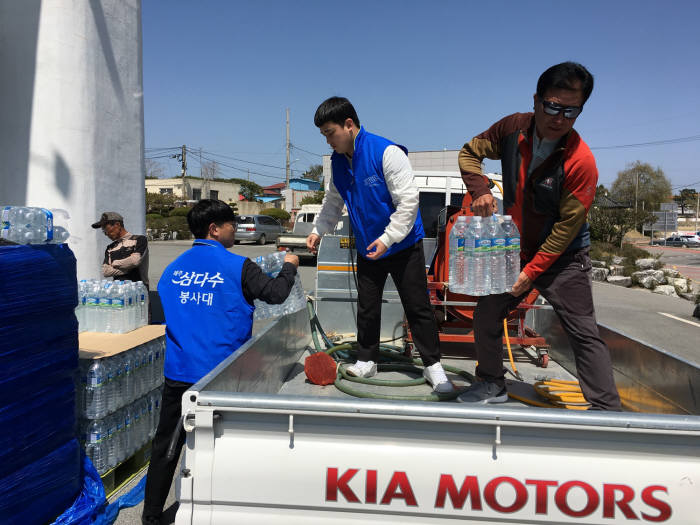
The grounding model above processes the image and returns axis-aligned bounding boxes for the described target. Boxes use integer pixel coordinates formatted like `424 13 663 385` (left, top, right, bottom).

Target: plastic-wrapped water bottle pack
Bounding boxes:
1 205 71 244
448 214 520 296
253 251 306 320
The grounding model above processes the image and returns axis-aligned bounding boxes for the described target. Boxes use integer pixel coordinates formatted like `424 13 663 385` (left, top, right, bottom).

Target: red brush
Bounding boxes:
304 352 338 385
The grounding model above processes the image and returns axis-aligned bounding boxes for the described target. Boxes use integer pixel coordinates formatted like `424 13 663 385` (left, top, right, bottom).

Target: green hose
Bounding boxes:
305 302 476 402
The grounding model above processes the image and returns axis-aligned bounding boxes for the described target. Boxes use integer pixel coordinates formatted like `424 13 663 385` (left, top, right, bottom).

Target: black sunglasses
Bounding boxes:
539 98 582 119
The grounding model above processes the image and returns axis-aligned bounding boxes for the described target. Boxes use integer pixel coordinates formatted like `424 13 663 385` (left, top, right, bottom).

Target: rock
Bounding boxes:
608 265 625 276
637 276 656 289
611 256 624 265
672 278 690 294
635 258 656 270
591 268 610 282
591 260 607 268
663 269 680 278
607 276 632 287
652 285 678 297
631 270 665 288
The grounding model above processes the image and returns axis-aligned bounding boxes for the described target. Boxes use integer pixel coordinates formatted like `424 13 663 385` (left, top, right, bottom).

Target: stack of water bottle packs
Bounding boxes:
78 338 165 475
0 240 82 523
1 205 71 244
448 214 521 296
76 279 149 333
253 251 307 320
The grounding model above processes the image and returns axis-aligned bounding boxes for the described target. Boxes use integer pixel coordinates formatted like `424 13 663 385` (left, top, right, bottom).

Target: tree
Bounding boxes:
673 188 698 215
145 192 176 215
610 161 672 212
261 208 290 222
300 190 325 205
301 164 323 182
200 160 219 180
589 207 655 247
145 159 165 179
236 180 263 201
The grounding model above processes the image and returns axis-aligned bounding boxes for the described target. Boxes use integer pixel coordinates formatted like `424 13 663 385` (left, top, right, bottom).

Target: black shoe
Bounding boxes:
457 381 508 404
142 515 161 525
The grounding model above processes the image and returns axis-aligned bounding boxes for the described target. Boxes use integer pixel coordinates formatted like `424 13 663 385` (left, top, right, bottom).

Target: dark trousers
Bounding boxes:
143 378 193 518
356 240 441 367
473 248 622 411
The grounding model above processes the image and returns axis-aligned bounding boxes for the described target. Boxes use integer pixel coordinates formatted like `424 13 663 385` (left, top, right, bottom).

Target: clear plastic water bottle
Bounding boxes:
85 281 100 332
501 215 521 291
121 352 135 404
124 403 134 457
85 360 107 419
114 407 126 463
85 418 107 474
448 216 468 294
103 357 116 413
104 413 118 470
487 215 507 294
76 280 87 331
110 282 126 333
136 281 148 327
151 340 161 387
146 393 155 440
144 342 155 392
48 225 70 244
112 354 124 409
468 216 490 296
152 389 162 431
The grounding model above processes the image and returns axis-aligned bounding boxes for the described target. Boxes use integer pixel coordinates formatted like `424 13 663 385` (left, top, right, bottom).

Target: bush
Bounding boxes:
260 208 290 222
169 207 191 217
146 213 162 221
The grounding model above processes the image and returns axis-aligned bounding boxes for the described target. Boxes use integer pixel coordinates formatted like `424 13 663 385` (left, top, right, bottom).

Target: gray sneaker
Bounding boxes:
457 381 508 404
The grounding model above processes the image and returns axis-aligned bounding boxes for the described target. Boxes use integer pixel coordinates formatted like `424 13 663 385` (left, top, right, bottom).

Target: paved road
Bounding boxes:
644 244 700 283
114 239 699 524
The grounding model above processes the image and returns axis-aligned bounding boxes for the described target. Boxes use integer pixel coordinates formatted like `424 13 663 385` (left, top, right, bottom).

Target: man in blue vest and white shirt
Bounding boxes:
306 97 452 393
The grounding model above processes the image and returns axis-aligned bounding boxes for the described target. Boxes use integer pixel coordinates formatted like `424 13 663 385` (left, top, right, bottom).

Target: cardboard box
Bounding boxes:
79 325 166 359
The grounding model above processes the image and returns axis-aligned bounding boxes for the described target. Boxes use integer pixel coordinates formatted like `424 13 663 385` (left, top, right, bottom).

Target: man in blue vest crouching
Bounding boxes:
142 199 299 525
306 97 452 393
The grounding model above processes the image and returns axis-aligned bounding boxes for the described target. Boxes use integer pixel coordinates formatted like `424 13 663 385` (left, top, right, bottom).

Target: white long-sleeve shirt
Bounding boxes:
311 145 419 249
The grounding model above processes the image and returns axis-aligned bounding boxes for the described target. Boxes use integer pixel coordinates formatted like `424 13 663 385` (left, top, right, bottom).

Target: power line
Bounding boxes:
290 143 324 157
590 134 700 150
186 147 287 171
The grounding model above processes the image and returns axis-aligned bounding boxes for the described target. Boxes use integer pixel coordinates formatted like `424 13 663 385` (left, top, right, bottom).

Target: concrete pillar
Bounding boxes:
0 0 145 279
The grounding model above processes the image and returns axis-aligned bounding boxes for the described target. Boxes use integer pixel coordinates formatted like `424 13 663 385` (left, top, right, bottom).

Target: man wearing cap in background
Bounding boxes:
92 211 150 287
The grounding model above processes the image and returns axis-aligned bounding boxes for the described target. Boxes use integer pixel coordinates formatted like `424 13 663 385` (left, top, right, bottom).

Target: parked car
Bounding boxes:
656 234 700 248
234 215 284 245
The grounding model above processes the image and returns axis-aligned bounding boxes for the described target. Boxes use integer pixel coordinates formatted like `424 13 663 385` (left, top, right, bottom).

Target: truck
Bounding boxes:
275 204 325 259
276 171 501 259
173 221 700 524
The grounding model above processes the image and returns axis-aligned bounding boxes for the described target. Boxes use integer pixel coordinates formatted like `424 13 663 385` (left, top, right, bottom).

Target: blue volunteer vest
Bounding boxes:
331 127 424 259
158 239 254 383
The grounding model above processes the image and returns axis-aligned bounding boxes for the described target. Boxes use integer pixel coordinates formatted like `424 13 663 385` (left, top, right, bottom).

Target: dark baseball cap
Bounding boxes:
91 211 124 228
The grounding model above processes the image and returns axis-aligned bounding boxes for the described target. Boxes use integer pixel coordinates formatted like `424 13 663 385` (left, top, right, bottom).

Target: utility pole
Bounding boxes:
696 190 699 233
634 171 639 230
285 108 290 188
181 144 187 199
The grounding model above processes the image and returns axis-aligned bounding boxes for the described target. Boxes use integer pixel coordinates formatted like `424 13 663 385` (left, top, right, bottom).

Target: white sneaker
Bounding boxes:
423 362 454 393
346 360 377 378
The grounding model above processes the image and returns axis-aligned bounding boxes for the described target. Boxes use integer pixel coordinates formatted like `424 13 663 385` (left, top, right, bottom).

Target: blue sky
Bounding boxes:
142 0 700 194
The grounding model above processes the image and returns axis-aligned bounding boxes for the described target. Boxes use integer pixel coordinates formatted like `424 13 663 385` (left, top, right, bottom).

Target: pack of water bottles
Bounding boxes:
77 338 165 419
448 214 521 296
80 387 163 475
76 279 149 333
253 251 306 320
77 337 165 474
1 205 71 244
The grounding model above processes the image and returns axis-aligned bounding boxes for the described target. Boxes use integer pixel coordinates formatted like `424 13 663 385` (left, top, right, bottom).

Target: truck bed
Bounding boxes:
174 307 700 525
